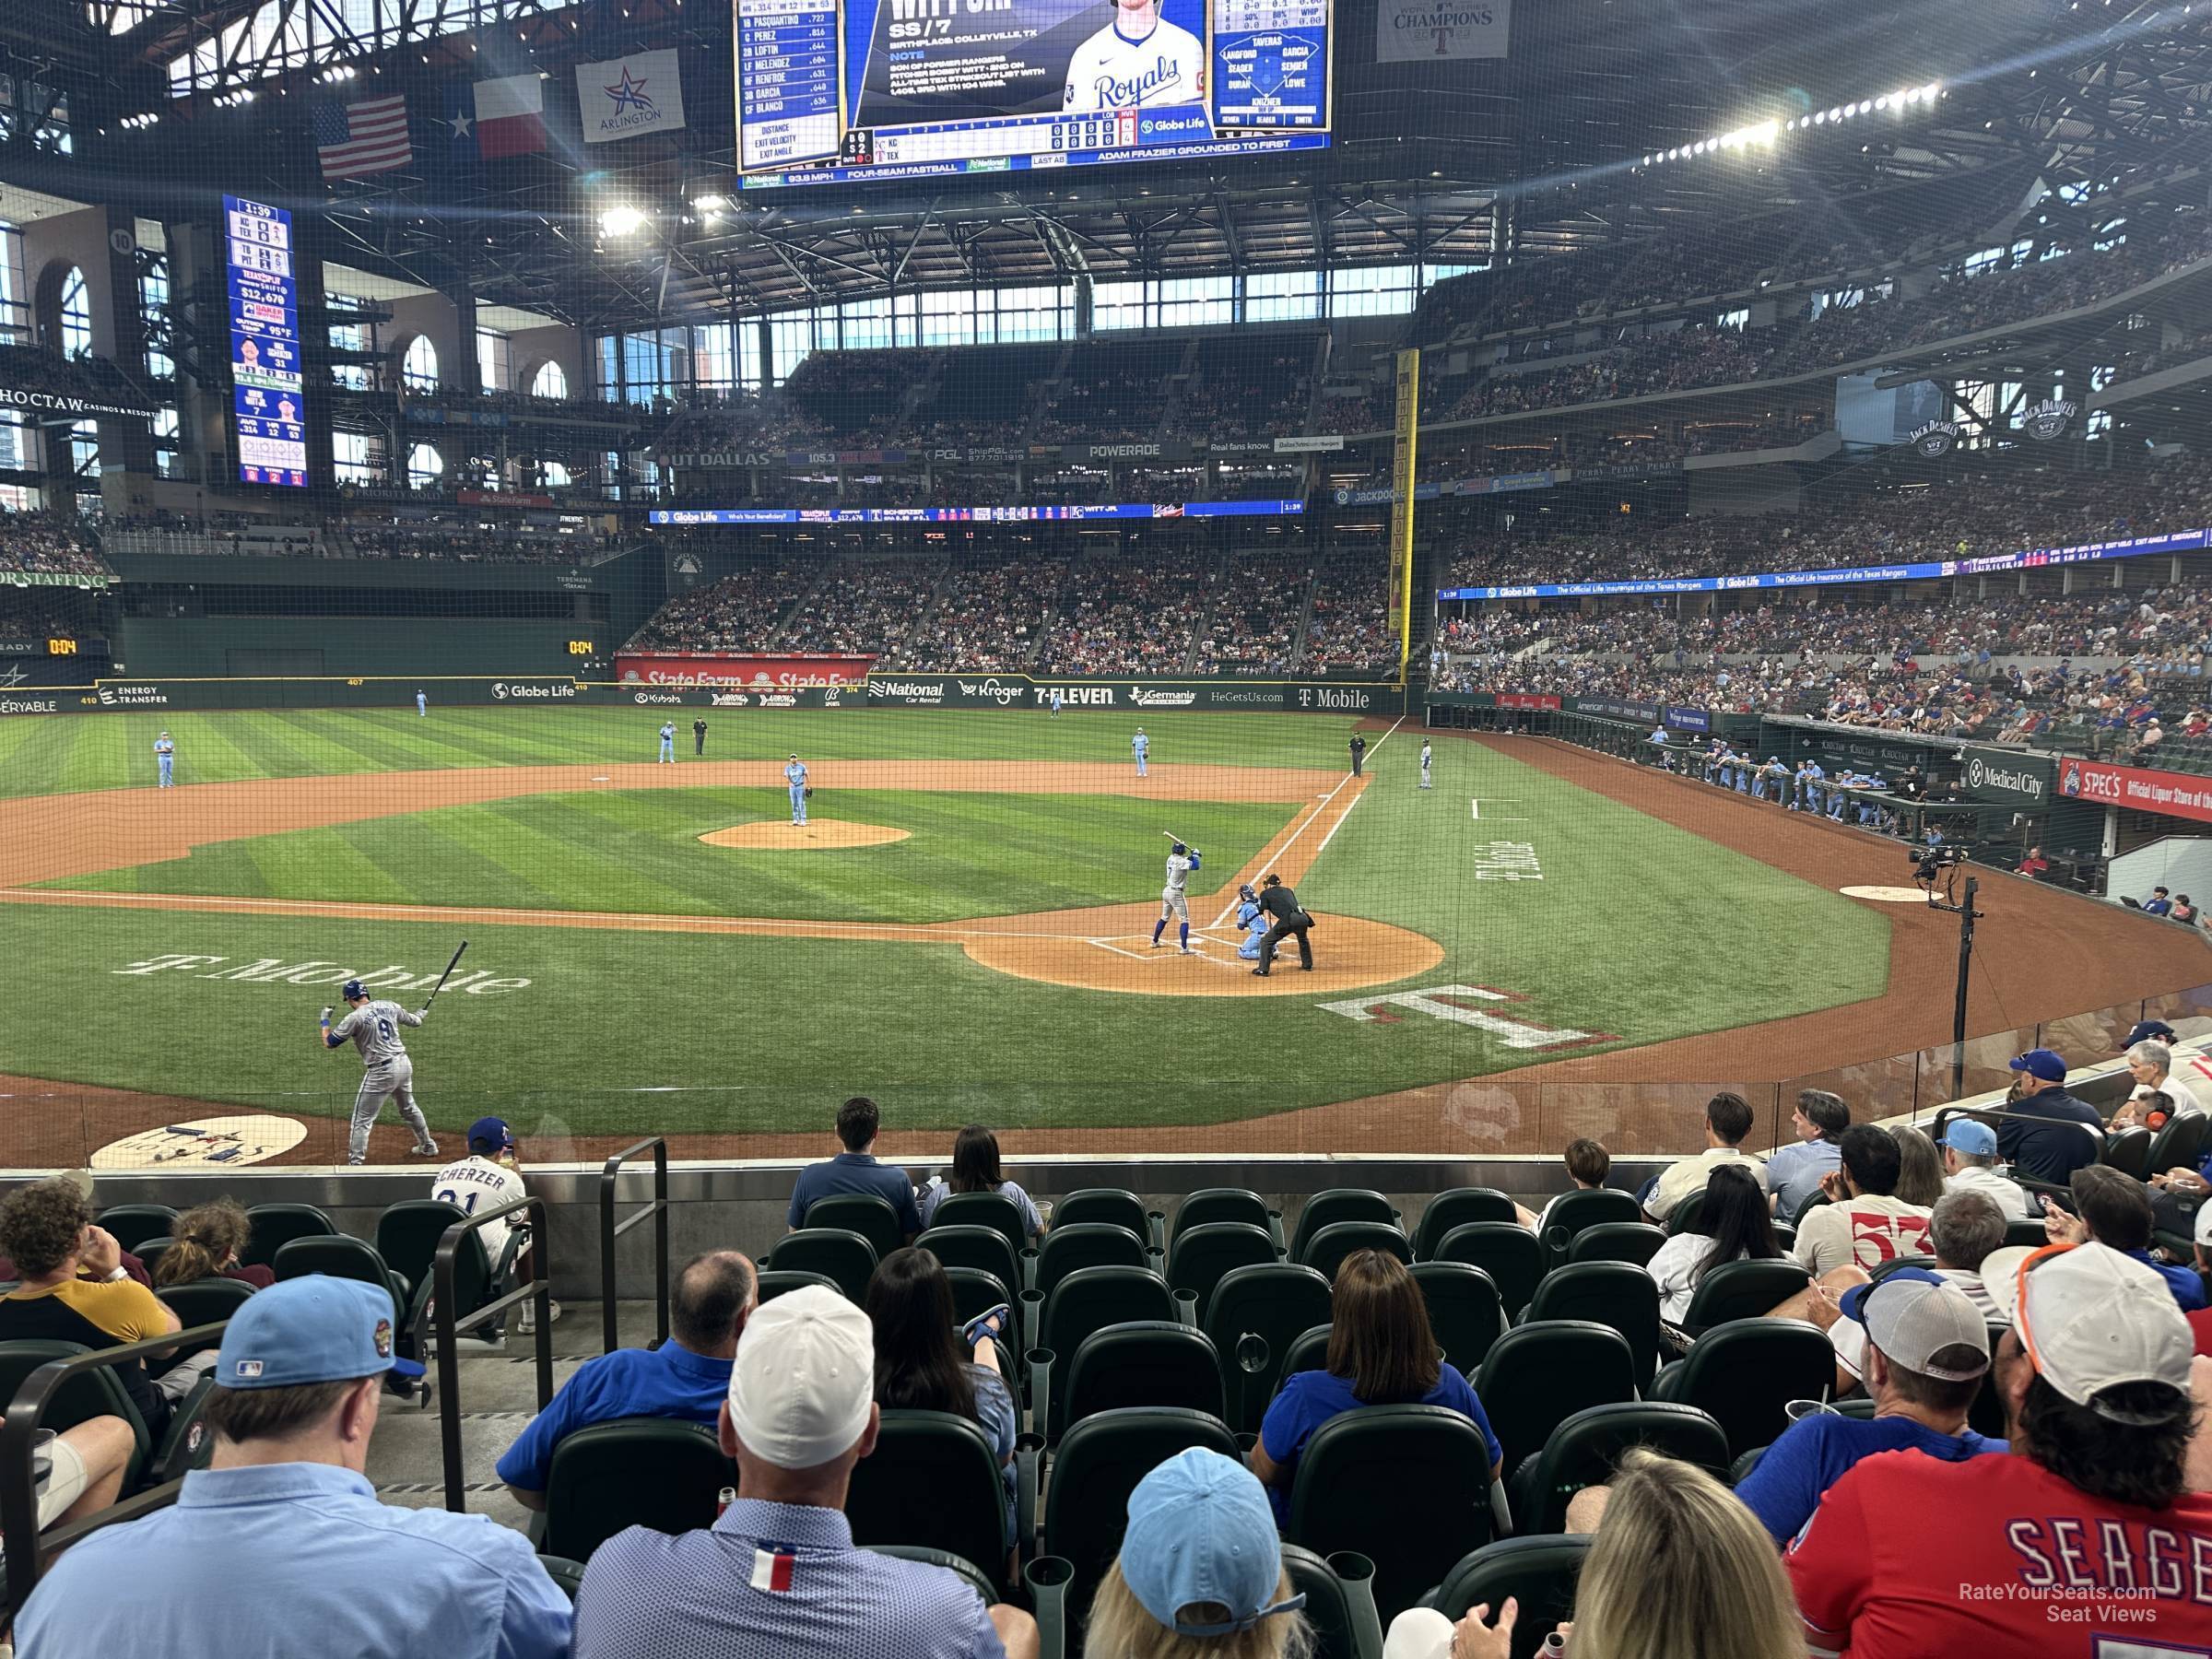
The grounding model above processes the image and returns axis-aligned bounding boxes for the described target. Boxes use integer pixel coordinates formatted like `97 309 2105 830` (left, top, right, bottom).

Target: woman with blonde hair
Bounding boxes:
151 1196 273 1289
1420 1450 1800 1659
1084 1448 1310 1659
1888 1124 1947 1211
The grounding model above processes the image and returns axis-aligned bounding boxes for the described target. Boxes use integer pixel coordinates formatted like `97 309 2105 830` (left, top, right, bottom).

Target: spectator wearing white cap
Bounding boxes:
1787 1242 2211 1652
1935 1119 2034 1218
1083 1447 1310 1659
1735 1269 2005 1543
13 1275 572 1659
572 1282 1039 1659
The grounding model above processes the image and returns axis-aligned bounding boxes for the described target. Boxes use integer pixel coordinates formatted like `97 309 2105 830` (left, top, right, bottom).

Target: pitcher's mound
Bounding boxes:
699 820 911 851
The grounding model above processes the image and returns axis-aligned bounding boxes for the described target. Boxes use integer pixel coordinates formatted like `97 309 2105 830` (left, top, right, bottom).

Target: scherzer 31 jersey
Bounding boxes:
330 999 419 1064
429 1154 527 1263
1064 17 1206 111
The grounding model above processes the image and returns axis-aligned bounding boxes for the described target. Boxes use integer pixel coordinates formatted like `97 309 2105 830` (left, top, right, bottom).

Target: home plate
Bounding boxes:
1841 886 1933 903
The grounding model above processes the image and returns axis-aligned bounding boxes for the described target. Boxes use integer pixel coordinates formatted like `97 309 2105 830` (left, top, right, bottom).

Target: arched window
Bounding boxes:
58 266 90 358
530 359 569 401
406 442 443 488
402 335 440 392
540 459 572 488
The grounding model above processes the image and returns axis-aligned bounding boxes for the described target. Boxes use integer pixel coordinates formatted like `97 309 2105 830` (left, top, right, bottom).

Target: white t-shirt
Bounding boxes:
1646 1232 1747 1323
429 1154 528 1265
2136 1068 2206 1119
1793 1194 1934 1277
1942 1163 2036 1219
1063 15 1206 112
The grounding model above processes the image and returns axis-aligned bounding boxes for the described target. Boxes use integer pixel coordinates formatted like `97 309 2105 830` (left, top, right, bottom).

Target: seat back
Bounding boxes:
1061 1321 1223 1441
376 1199 489 1312
1410 1262 1507 1376
1281 1544 1382 1659
1202 1262 1334 1435
1279 1322 1332 1381
1665 1191 1705 1237
1679 1258 1810 1333
1427 1536 1591 1658
1413 1189 1518 1261
803 1194 908 1264
133 1239 175 1280
1034 1222 1149 1300
1649 1319 1839 1457
2147 1111 2208 1177
1041 1266 1175 1363
94 1206 176 1255
1510 1403 1731 1535
756 1269 843 1303
1524 1264 1662 1391
1287 1405 1500 1621
844 1410 1010 1596
542 1416 735 1562
2100 1126 2156 1181
2004 1216 2052 1249
1045 1407 1239 1630
1054 1189 1151 1239
1477 1321 1639 1479
915 1225 1023 1302
930 1191 1031 1264
271 1236 403 1324
768 1228 879 1302
1173 1188 1274 1241
156 1278 256 1360
1288 1190 1396 1264
0 1340 151 1491
1567 1221 1666 1268
1299 1221 1411 1286
1431 1223 1543 1318
239 1203 336 1270
1535 1189 1642 1274
1166 1221 1277 1310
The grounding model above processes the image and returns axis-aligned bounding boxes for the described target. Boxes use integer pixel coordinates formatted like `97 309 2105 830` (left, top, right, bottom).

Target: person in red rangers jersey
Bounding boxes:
1785 1241 2212 1657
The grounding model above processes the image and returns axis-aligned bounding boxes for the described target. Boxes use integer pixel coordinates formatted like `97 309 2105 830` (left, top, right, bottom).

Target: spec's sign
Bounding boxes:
2060 757 2212 824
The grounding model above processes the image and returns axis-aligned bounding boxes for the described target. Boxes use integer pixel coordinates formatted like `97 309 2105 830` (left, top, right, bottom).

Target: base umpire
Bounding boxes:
1251 872 1315 976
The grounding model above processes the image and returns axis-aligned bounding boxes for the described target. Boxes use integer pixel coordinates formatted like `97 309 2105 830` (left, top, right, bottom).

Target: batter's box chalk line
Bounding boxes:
1088 935 1245 971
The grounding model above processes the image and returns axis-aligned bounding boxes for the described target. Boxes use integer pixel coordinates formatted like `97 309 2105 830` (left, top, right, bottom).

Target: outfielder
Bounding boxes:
320 979 439 1166
784 754 809 825
1419 740 1433 789
1235 882 1269 959
1133 727 1148 777
1051 688 1064 719
154 731 175 788
416 688 428 717
658 720 676 763
1152 840 1201 952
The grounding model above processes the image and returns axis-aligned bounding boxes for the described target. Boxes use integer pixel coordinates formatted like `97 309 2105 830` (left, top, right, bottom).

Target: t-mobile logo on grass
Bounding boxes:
1316 984 1608 1049
112 955 531 994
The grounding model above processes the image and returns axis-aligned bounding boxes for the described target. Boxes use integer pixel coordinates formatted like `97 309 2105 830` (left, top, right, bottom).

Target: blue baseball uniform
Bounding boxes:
1133 729 1148 777
658 722 675 763
1051 688 1064 718
416 689 427 717
154 734 175 788
1238 898 1269 959
785 759 809 825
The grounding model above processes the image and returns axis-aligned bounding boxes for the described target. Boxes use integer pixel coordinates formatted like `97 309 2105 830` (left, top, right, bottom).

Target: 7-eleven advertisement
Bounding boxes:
618 653 874 688
2058 756 2212 824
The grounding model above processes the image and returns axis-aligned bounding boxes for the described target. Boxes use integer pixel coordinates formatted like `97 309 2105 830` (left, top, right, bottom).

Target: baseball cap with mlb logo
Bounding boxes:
215 1275 426 1387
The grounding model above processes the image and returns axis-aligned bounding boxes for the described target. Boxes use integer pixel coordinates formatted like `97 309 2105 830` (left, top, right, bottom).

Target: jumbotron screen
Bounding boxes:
735 0 1331 188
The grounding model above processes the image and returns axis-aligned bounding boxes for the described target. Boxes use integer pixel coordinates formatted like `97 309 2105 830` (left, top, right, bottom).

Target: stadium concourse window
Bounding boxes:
334 431 377 486
0 407 37 483
406 442 443 489
477 328 510 394
540 460 571 488
530 360 568 401
403 335 440 392
57 266 90 359
329 296 371 391
1246 270 1323 323
68 419 98 487
0 223 27 346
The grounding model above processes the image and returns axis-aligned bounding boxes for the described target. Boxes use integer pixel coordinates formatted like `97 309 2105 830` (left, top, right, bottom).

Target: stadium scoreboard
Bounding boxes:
736 0 1331 187
223 194 308 489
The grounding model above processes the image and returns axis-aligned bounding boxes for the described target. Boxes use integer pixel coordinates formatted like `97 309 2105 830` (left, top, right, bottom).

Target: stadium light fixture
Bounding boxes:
599 206 647 238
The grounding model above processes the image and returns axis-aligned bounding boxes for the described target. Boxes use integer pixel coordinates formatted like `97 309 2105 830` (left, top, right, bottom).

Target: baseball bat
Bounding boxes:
1160 830 1193 845
418 939 469 1014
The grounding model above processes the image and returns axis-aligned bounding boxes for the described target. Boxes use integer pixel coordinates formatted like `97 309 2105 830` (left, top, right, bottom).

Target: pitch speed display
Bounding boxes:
735 0 1331 187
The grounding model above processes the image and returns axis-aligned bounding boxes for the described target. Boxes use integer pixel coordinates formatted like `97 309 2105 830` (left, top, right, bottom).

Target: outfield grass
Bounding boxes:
0 712 1897 1135
0 707 1361 797
45 789 1297 923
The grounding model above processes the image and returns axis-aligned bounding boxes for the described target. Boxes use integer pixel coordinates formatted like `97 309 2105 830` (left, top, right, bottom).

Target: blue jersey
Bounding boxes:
1133 734 1148 756
785 761 808 787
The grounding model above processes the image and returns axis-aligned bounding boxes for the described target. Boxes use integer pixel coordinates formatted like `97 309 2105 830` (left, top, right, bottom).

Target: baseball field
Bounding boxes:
2 702 2203 1165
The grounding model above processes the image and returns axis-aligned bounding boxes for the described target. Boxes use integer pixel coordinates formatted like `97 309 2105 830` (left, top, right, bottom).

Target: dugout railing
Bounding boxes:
433 1194 555 1513
0 1319 229 1617
599 1135 671 1357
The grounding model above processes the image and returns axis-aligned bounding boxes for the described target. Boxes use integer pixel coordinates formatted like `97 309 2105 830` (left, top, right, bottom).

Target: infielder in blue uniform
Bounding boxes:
657 721 676 763
784 754 809 825
321 979 439 1166
154 731 175 788
1133 727 1148 777
1152 841 1200 952
416 688 427 717
1235 883 1268 959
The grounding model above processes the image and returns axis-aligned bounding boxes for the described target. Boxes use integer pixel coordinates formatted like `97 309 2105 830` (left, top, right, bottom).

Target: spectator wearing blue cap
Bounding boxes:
427 1115 558 1333
13 1275 572 1659
1087 1448 1309 1659
1994 1049 2104 1185
1735 1269 2006 1543
1936 1119 2034 1218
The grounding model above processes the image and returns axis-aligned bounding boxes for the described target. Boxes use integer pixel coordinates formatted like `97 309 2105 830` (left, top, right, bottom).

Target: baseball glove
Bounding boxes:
804 786 814 798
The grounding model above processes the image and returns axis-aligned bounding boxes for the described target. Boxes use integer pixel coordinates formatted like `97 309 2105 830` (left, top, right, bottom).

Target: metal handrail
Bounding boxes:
1929 1101 2108 1155
599 1136 670 1356
433 1194 553 1512
1 1320 228 1616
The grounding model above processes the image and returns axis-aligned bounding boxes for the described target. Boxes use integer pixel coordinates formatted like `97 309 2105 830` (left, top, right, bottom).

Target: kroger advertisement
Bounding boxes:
736 0 1329 186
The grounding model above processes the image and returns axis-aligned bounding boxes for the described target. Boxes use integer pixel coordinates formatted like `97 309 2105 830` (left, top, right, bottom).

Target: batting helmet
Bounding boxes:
340 979 367 1001
1171 842 1187 855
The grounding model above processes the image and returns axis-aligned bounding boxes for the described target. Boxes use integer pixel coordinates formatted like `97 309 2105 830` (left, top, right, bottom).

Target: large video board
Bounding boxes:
735 0 1330 187
224 194 307 488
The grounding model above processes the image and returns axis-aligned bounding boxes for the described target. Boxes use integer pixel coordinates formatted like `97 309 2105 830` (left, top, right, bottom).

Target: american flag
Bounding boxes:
315 94 411 180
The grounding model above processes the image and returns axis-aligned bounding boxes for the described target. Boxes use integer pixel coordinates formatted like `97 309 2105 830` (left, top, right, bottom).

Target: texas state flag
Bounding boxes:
472 73 548 159
750 1547 796 1593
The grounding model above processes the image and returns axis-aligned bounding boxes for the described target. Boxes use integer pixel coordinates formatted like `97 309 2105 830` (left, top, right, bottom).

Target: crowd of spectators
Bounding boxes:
627 560 809 652
1171 336 1322 441
0 508 107 577
1036 550 1213 674
1194 549 1305 674
880 556 1061 670
1301 547 1391 673
0 584 102 643
779 557 944 656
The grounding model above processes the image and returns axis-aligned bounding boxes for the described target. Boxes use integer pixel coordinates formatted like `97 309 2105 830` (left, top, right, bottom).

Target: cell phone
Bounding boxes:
2038 1194 2059 1215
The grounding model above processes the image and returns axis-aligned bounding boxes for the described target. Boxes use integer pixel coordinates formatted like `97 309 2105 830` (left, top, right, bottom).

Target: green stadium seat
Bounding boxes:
94 1206 176 1255
1664 1191 1705 1237
1566 1221 1666 1269
1678 1258 1810 1334
1277 1322 1332 1382
928 1191 1033 1265
1288 1190 1399 1264
1032 1222 1150 1300
1282 1544 1386 1659
1522 1263 1662 1390
804 1194 909 1263
541 1416 734 1564
845 1409 1018 1597
1409 1261 1507 1376
239 1204 337 1271
1041 1406 1239 1632
1535 1189 1642 1273
1477 1321 1638 1480
271 1235 406 1328
767 1228 878 1303
131 1238 175 1280
1420 1536 1591 1659
1172 1188 1282 1251
1203 1261 1334 1435
1648 1319 1839 1458
916 1225 1023 1303
941 1265 1025 1359
1054 1189 1162 1250
155 1277 255 1361
1298 1221 1411 1285
1166 1221 1278 1311
1039 1265 1174 1368
1431 1223 1542 1319
1046 1321 1221 1445
1413 1189 1518 1261
1506 1402 1730 1535
755 1268 842 1303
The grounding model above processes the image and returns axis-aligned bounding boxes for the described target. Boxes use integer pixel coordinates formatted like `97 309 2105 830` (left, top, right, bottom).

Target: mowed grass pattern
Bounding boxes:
46 789 1297 923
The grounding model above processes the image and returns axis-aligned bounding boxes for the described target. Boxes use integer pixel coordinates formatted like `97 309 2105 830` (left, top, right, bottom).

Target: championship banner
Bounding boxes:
1386 347 1418 678
579 48 688 143
1376 0 1510 62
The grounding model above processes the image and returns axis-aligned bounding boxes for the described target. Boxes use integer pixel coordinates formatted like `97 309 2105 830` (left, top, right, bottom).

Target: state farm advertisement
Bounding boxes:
617 653 875 688
2058 756 2212 825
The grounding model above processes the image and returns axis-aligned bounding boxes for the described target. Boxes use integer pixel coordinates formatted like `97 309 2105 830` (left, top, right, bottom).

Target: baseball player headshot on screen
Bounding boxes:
1065 0 1206 112
320 980 438 1166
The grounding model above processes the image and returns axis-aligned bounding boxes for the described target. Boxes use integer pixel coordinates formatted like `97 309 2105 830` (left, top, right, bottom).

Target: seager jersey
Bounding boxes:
331 999 421 1066
1064 16 1206 112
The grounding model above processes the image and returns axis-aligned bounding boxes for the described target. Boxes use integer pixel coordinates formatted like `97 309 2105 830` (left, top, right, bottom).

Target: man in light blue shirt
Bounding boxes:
1765 1088 1850 1218
15 1275 571 1659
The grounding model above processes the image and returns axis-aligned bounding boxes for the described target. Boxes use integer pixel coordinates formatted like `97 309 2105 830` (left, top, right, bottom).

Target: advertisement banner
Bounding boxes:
617 653 875 688
2058 757 2212 825
1663 707 1712 735
1274 434 1345 453
1495 692 1562 712
1571 697 1662 724
1959 746 2053 807
1377 0 1509 61
863 674 1395 712
579 47 688 144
